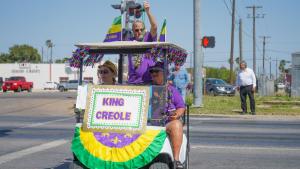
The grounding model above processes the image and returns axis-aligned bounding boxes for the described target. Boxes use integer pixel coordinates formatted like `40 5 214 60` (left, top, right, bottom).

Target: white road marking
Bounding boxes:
20 116 74 128
0 139 69 165
191 144 300 151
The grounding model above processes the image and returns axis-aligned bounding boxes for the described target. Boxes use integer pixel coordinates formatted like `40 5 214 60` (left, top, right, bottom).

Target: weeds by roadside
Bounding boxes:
186 94 300 115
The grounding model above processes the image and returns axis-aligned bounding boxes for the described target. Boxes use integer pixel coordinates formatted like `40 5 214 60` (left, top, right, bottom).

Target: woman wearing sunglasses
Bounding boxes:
97 60 117 85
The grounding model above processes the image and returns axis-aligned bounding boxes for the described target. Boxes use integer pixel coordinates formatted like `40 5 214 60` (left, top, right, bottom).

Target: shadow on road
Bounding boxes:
0 129 12 137
44 158 73 169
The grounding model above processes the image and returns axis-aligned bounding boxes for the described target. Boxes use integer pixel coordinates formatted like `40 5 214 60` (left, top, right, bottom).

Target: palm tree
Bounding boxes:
45 40 54 63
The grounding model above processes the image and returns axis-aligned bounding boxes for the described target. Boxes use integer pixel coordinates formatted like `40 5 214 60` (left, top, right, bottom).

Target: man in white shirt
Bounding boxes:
236 61 256 115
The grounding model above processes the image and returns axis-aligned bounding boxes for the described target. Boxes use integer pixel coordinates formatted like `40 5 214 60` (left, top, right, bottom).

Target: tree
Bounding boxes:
55 57 69 63
1 44 41 63
45 40 54 63
235 57 240 65
205 66 236 84
0 53 11 63
279 60 286 73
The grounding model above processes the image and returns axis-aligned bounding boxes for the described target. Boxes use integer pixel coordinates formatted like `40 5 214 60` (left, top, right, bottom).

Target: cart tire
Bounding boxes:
69 161 87 169
149 162 170 169
184 149 189 169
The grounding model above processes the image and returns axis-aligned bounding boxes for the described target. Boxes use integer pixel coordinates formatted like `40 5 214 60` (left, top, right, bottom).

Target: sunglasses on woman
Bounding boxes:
98 69 109 75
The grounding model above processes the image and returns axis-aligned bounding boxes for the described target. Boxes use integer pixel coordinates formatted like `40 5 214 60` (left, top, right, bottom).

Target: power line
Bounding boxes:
223 0 232 16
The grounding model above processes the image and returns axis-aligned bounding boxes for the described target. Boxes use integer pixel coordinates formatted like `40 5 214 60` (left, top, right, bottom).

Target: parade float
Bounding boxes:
69 1 190 169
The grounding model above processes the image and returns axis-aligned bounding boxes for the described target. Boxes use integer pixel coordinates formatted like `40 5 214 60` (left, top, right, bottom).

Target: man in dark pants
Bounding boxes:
236 61 257 115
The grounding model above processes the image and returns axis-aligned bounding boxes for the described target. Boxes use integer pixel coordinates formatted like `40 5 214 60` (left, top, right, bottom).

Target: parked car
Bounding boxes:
43 81 59 90
2 76 33 92
58 80 79 92
205 78 236 96
57 80 91 92
276 82 285 89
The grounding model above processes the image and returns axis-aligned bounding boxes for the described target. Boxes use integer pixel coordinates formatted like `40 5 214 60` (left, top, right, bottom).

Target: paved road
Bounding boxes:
0 92 300 169
0 91 76 169
189 117 300 169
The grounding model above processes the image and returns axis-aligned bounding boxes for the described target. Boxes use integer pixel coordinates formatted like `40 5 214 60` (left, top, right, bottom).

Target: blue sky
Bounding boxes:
1 0 300 75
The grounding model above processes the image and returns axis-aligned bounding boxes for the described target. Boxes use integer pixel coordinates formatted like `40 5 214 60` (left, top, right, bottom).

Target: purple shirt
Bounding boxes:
166 85 186 113
128 32 157 84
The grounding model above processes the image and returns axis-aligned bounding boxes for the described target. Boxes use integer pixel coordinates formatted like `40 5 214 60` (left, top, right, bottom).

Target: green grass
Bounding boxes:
187 94 300 116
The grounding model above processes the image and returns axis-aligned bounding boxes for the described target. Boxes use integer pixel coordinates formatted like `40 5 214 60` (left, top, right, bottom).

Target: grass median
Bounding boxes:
187 94 300 116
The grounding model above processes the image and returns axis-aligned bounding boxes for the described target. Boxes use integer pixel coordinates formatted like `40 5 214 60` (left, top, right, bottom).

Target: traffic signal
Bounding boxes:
202 36 215 48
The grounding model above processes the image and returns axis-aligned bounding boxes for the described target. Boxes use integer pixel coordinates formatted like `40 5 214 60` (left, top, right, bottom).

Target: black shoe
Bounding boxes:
174 160 184 169
251 112 256 115
240 111 246 115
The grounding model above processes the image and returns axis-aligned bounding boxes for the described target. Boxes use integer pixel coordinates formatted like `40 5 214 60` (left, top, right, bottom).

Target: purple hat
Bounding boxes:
149 62 164 73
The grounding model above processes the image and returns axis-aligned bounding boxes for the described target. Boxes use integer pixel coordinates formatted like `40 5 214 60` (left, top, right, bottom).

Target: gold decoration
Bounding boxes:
111 137 122 144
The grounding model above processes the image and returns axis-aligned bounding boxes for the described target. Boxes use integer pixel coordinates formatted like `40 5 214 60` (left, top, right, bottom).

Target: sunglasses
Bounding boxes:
150 69 160 74
134 28 144 32
98 70 109 75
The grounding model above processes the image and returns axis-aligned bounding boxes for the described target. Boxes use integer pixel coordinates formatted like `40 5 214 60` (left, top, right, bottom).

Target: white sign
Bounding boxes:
83 85 150 133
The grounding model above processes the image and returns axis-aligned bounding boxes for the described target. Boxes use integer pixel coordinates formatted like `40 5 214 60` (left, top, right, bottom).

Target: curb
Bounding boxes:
189 113 300 121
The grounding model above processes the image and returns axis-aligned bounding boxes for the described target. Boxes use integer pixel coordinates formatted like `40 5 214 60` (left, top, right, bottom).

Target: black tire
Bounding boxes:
3 90 7 93
149 162 170 169
69 161 87 169
28 87 32 92
59 86 65 92
15 87 21 92
184 148 189 169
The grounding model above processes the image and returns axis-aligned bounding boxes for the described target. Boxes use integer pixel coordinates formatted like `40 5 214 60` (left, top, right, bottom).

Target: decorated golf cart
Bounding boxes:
69 41 190 169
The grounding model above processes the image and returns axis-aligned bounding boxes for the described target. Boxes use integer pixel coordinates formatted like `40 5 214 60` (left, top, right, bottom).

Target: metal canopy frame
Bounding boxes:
75 41 187 84
75 41 187 54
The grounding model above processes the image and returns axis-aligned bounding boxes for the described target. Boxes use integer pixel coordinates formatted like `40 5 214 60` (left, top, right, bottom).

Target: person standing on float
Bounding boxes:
127 1 158 84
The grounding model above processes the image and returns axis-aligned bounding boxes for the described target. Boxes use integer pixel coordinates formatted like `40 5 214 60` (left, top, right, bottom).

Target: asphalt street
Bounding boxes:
0 91 300 169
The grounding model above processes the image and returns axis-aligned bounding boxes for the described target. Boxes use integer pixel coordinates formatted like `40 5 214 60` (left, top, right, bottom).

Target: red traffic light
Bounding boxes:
202 36 215 48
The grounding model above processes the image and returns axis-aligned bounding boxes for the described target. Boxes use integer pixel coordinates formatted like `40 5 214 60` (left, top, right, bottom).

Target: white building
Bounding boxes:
0 63 100 89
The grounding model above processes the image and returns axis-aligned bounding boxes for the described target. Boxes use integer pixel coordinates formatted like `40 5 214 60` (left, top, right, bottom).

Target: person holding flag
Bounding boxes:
127 1 158 84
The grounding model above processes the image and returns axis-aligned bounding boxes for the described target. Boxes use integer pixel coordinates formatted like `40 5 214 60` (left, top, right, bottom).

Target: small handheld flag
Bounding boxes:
158 19 166 42
104 16 122 42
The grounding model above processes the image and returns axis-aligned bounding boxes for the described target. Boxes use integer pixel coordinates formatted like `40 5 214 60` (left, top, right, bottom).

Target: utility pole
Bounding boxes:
41 47 44 63
229 0 235 84
50 45 53 81
275 57 278 80
247 5 263 74
239 18 243 63
260 36 271 75
269 56 272 79
193 0 203 107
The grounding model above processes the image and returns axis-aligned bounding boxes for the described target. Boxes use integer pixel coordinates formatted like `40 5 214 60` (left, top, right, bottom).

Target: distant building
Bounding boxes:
291 52 300 97
0 63 99 89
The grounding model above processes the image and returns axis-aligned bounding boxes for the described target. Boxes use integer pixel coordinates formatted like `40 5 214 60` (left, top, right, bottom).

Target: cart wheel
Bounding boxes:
69 161 87 169
149 162 170 169
184 148 189 169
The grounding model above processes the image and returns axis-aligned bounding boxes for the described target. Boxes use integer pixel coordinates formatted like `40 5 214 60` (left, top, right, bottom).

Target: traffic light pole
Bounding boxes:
229 0 235 84
193 0 203 107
